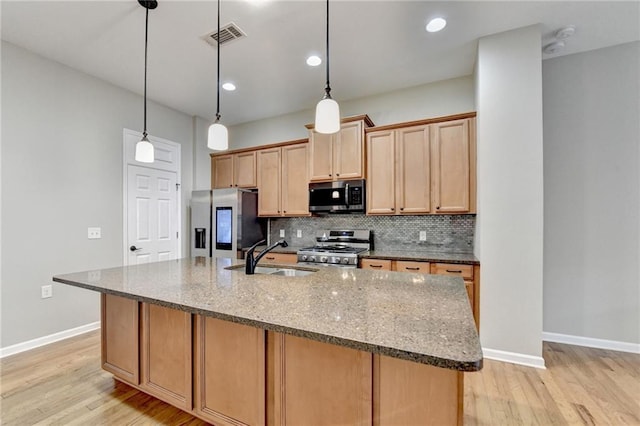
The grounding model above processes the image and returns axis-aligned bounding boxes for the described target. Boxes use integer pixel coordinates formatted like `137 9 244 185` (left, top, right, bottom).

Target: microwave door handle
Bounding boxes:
344 183 349 206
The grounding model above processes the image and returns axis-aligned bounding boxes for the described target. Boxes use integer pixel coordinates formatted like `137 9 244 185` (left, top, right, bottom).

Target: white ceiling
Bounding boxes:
2 1 639 126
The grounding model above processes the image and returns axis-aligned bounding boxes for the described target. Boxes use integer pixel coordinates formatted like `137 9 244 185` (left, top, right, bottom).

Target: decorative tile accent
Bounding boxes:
269 214 475 253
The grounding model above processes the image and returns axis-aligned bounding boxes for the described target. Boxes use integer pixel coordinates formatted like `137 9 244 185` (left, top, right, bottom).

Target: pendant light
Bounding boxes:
207 0 229 151
135 0 157 163
314 0 340 134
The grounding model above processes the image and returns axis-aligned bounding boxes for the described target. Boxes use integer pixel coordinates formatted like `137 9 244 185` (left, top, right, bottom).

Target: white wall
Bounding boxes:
475 26 545 366
1 42 195 348
543 41 640 346
193 116 213 190
229 76 475 149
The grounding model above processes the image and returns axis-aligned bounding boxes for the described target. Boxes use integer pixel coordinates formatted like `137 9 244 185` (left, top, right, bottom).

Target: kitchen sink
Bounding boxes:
224 264 317 277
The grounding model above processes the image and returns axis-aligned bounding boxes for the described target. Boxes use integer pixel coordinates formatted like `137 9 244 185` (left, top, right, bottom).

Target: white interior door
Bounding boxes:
127 165 178 264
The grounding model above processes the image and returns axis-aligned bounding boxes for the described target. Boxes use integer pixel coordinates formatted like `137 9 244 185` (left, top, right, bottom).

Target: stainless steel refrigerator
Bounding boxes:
191 189 266 259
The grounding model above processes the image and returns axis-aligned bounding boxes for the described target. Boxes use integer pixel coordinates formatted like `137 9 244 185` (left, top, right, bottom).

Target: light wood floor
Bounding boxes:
1 330 638 425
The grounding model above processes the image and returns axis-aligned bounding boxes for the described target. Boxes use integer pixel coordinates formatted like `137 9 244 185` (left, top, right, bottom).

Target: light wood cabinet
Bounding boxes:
431 262 478 327
101 294 139 385
308 116 373 182
360 258 393 271
374 354 462 425
366 114 476 215
194 316 265 426
257 252 298 265
431 118 476 213
394 260 430 274
367 125 431 215
140 303 192 410
257 143 309 217
211 151 257 189
270 332 372 425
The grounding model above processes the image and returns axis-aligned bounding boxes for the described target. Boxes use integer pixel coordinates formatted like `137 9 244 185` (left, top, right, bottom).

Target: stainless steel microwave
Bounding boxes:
309 179 365 213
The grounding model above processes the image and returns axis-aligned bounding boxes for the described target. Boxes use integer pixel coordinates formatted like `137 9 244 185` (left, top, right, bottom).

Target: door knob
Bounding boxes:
129 245 142 252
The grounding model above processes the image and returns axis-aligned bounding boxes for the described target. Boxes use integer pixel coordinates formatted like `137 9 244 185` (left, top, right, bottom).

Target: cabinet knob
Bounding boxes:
436 206 440 210
329 174 332 177
283 210 287 213
336 173 340 176
400 207 404 211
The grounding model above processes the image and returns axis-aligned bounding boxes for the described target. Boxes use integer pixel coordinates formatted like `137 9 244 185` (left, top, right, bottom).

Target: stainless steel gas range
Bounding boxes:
297 230 372 268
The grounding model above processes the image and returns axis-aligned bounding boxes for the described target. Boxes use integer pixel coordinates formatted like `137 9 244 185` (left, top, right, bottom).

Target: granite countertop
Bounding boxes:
53 257 482 372
363 250 479 264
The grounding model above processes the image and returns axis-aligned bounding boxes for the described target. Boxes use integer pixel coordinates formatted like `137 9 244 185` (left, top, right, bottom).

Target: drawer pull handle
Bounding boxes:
446 269 462 273
266 256 275 260
370 265 383 268
406 267 420 271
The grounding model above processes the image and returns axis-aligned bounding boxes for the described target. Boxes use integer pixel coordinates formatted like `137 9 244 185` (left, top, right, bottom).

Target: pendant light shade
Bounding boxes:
314 0 340 134
207 0 229 151
135 0 157 163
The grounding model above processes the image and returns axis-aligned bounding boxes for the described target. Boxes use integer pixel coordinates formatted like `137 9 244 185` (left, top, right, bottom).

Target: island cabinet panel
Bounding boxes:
194 316 265 426
140 303 192 411
373 355 462 426
101 294 139 385
270 332 372 425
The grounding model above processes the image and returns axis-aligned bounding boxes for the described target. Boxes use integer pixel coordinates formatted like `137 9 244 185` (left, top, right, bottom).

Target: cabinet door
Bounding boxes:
308 131 333 181
282 144 310 216
396 125 431 214
101 294 139 385
360 258 392 271
366 130 396 215
335 121 364 179
431 119 471 213
212 154 234 189
194 316 265 426
234 151 257 188
257 148 282 216
140 303 192 410
271 333 372 426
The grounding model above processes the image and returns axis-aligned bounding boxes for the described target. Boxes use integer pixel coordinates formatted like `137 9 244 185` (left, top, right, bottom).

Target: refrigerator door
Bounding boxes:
191 190 212 257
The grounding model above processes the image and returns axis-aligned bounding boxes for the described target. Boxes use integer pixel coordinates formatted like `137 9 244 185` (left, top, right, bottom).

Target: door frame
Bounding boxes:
122 128 182 265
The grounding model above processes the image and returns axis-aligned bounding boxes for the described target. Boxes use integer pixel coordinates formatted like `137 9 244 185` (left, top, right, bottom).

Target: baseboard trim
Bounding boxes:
482 347 547 369
0 321 101 359
543 332 640 354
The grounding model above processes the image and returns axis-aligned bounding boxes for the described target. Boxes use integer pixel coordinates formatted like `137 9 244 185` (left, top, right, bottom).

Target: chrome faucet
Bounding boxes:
245 239 288 274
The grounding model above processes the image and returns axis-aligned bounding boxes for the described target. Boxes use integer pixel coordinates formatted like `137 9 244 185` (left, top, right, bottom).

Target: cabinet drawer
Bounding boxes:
431 263 473 280
360 259 392 271
394 260 430 273
258 252 298 265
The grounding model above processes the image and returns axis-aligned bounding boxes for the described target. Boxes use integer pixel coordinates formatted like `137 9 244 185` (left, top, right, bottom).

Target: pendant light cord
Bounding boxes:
143 6 149 137
324 0 331 99
216 0 221 122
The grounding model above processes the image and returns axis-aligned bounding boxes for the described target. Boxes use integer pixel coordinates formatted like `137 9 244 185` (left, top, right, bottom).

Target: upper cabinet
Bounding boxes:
366 114 476 215
257 142 310 217
307 115 374 182
211 151 256 189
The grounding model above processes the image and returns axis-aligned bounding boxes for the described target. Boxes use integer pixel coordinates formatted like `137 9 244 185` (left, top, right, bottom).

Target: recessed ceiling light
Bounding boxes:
222 82 236 91
306 55 322 67
543 41 565 55
426 17 446 33
555 25 576 40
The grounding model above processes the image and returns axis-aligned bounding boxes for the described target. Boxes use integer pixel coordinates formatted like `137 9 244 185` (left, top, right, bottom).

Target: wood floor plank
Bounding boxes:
2 330 639 425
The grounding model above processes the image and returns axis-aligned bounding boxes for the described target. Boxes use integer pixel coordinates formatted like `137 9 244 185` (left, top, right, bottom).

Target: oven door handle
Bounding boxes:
344 183 349 207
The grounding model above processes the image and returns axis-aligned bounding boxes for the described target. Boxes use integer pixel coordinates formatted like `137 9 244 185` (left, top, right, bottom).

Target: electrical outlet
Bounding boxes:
419 231 427 241
296 230 302 238
88 227 101 239
279 229 285 238
41 285 53 299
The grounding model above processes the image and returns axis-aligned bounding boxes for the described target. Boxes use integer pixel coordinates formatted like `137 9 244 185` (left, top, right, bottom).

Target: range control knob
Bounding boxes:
342 258 350 264
301 255 308 261
320 256 328 263
309 256 316 262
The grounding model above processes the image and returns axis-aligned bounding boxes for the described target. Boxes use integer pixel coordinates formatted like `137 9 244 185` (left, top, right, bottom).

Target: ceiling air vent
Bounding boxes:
202 22 246 48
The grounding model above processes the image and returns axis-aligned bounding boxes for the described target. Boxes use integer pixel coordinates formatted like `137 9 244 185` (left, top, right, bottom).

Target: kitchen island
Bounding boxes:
54 256 482 425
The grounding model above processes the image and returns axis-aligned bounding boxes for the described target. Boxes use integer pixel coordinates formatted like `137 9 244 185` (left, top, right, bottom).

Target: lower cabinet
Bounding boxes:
269 332 372 425
194 316 265 426
101 294 139 385
360 258 392 271
140 303 192 410
257 252 298 265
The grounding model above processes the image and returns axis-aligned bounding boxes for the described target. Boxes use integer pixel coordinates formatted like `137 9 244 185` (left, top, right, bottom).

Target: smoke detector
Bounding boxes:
202 22 246 48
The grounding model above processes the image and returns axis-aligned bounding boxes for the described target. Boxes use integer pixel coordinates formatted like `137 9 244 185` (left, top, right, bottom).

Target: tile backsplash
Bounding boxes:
269 214 475 253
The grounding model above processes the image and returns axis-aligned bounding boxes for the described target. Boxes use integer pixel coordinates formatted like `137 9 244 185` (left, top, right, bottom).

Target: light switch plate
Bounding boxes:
88 227 101 239
279 229 285 238
296 230 302 238
419 231 427 241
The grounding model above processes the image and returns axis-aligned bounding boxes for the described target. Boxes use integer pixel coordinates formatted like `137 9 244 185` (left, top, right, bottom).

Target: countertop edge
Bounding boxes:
53 275 483 372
